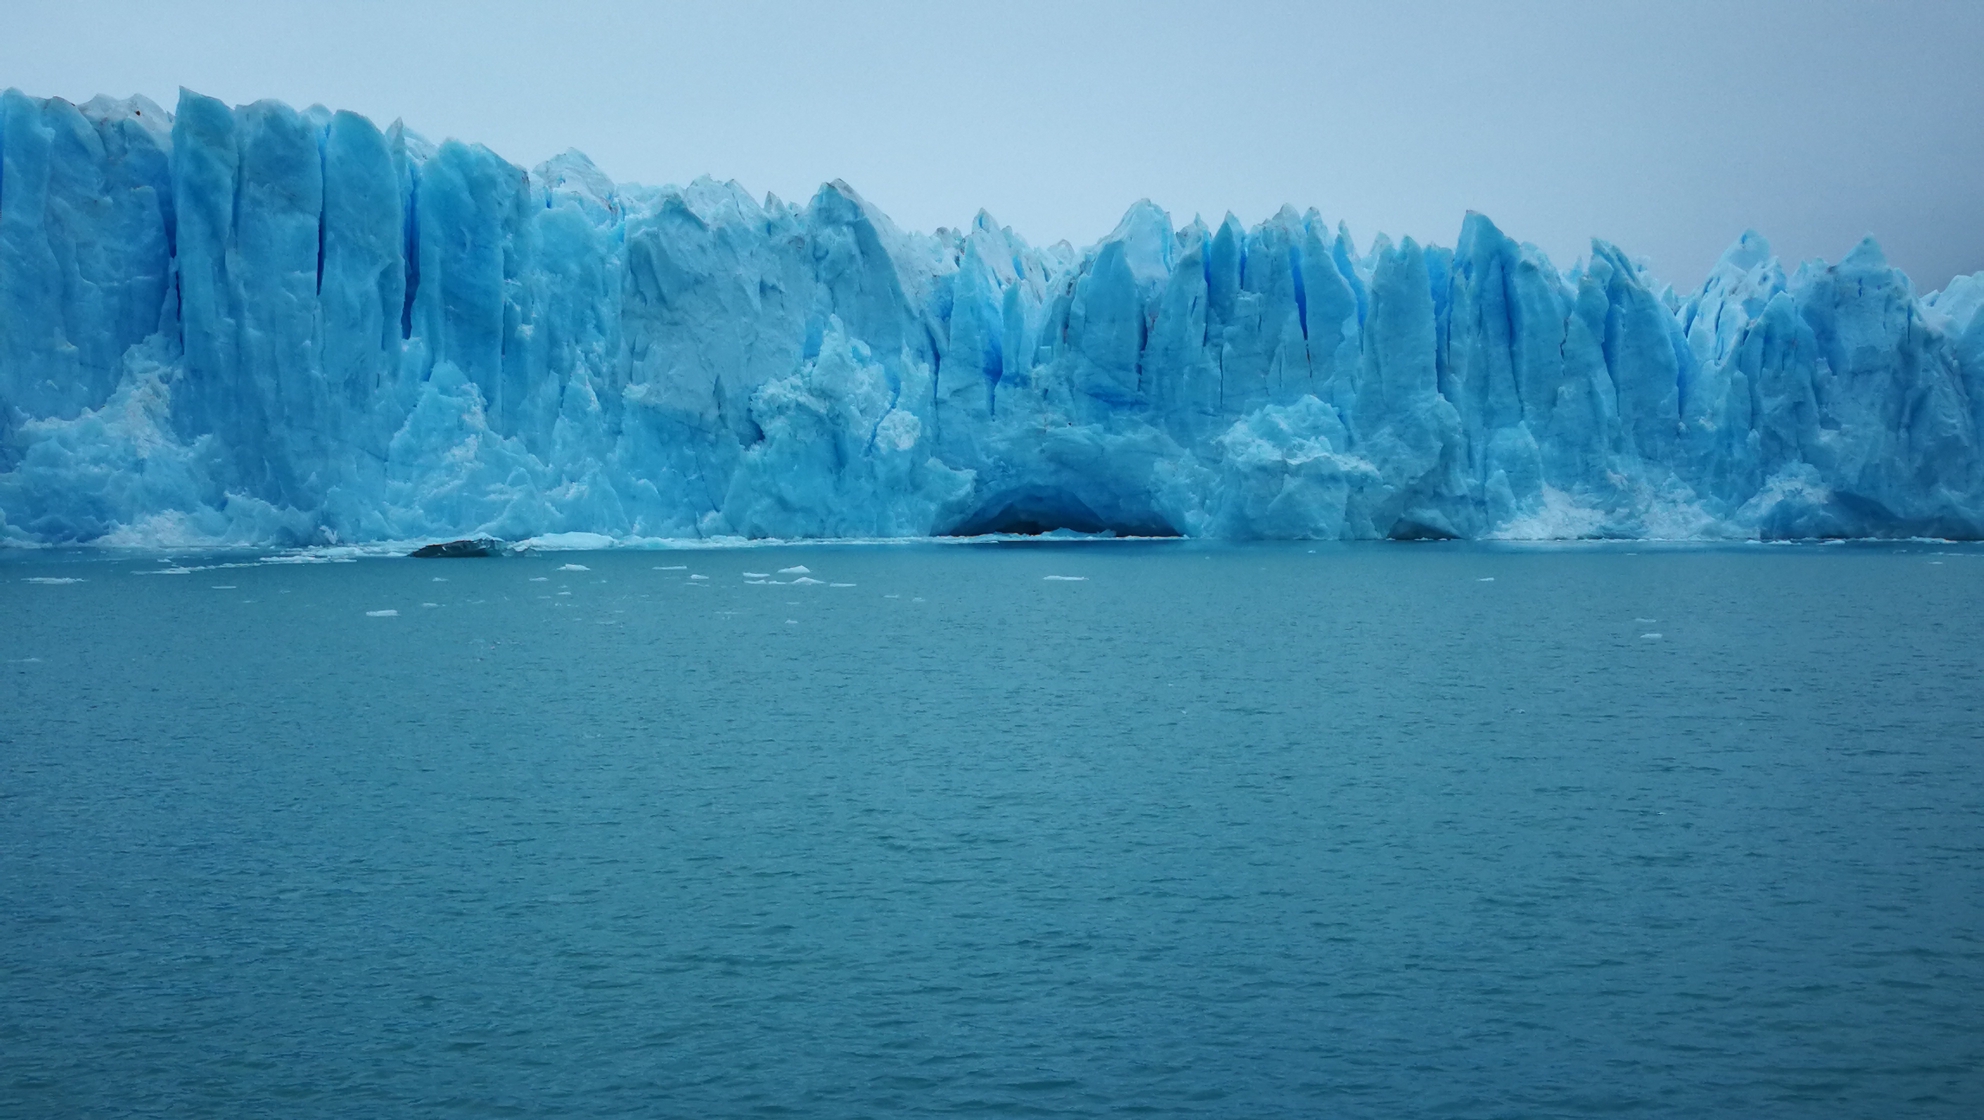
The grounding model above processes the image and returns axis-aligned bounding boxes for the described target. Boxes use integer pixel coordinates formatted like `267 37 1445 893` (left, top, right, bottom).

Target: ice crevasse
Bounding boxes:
4 88 1984 546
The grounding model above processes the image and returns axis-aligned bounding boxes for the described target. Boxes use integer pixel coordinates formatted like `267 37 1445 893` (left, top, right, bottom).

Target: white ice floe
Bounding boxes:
24 577 84 584
655 565 687 571
790 576 824 585
1640 632 1663 640
366 609 398 617
742 572 769 579
558 563 590 571
778 565 810 575
1042 575 1087 581
690 574 709 581
829 582 856 588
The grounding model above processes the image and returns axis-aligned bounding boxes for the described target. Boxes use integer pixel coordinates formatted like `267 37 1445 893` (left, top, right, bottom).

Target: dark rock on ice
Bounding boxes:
410 538 500 558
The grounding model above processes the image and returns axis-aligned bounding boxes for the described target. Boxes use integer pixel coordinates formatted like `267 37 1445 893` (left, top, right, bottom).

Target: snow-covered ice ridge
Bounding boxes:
5 89 1984 547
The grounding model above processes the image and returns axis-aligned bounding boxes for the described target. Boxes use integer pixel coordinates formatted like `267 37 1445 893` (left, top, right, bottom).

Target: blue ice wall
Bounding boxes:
2 89 1981 545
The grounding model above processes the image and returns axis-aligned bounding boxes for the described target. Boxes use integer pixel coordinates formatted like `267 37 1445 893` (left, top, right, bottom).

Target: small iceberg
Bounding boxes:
778 565 810 575
558 563 590 572
365 609 399 617
1042 575 1087 581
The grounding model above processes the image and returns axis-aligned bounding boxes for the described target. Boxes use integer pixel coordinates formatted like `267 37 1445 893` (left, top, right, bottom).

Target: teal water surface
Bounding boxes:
3 541 1982 1118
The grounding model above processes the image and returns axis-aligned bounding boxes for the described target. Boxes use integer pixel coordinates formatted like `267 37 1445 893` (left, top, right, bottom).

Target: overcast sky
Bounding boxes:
6 0 1979 292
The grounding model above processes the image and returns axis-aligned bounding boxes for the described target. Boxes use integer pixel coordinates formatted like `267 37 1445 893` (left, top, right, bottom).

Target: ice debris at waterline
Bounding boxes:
5 90 1984 546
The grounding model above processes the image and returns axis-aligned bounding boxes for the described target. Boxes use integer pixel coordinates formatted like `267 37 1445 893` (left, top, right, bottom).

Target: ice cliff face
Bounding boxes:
4 89 1983 545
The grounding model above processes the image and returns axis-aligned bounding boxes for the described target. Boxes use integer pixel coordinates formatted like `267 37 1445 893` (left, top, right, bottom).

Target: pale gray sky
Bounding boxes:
6 0 1980 292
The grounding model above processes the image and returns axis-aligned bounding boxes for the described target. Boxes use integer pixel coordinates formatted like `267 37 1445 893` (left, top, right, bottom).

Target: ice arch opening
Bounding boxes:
1386 517 1460 541
945 487 1182 538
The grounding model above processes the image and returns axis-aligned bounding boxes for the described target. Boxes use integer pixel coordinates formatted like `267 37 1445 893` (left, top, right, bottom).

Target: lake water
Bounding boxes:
4 541 1982 1118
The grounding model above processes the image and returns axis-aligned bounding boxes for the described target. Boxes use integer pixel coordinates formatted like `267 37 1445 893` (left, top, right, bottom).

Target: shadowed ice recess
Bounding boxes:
4 88 1984 546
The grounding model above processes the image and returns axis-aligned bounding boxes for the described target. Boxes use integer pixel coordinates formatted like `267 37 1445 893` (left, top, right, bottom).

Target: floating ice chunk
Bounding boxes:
1042 575 1087 581
24 577 84 584
790 576 824 585
432 577 448 582
1477 577 1495 582
655 565 687 571
829 582 856 587
1634 617 1657 623
366 609 399 617
558 563 590 571
742 572 769 579
689 574 710 581
1640 632 1663 640
421 602 439 607
785 619 798 624
557 590 572 596
778 566 810 575
745 579 767 584
211 585 236 589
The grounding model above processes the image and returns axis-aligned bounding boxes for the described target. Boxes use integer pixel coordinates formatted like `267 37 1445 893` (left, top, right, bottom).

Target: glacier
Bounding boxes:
4 88 1984 547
